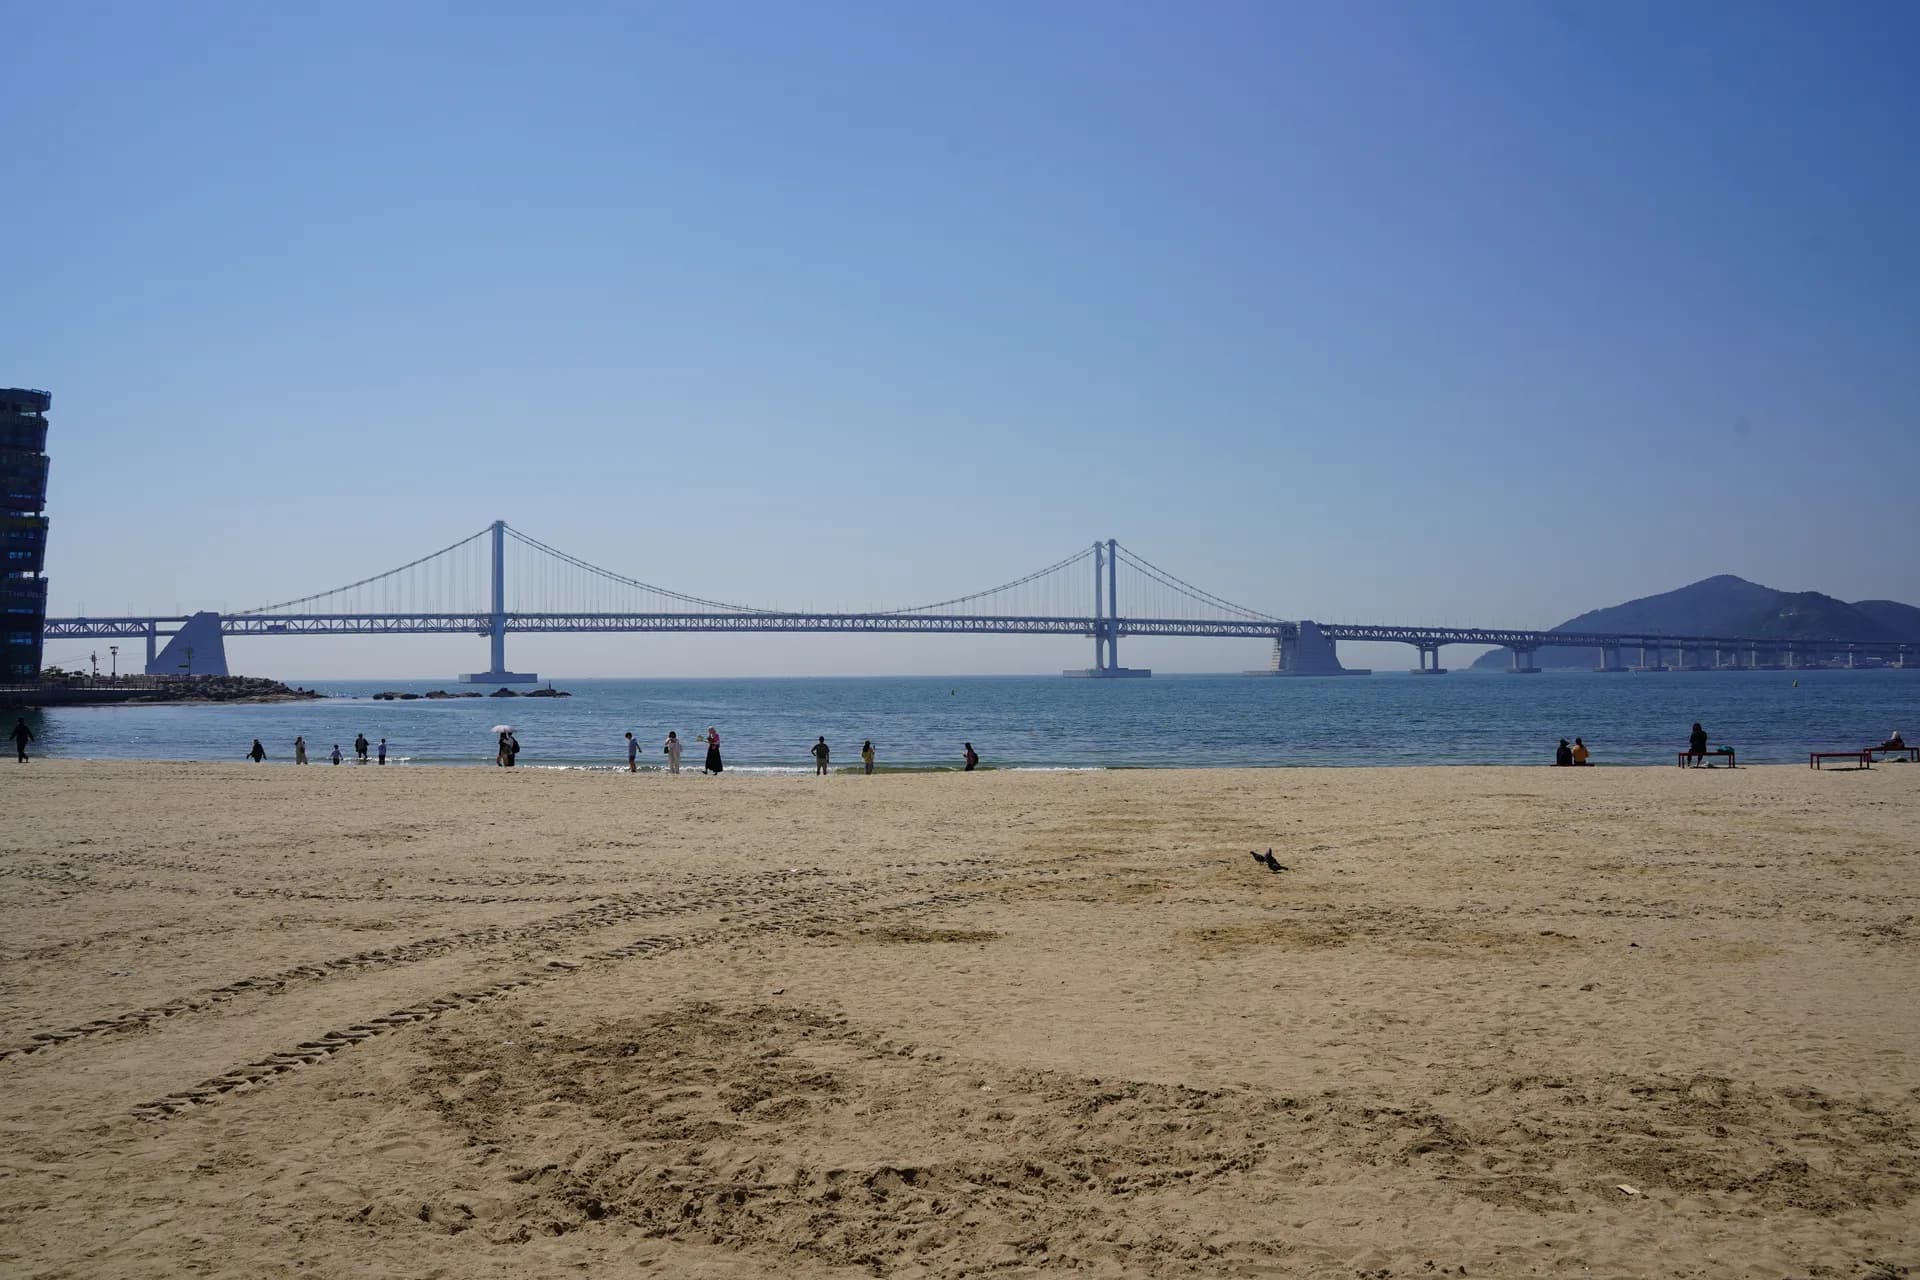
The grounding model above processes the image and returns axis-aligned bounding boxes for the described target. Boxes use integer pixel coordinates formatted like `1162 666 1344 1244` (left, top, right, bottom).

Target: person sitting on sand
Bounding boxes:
1554 739 1573 767
1571 737 1591 766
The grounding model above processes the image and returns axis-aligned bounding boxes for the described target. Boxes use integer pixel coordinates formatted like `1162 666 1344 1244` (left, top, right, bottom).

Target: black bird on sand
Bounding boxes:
1251 848 1288 873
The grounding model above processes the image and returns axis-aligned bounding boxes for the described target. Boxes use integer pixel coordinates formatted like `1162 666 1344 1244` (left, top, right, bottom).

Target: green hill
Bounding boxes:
1468 576 1918 670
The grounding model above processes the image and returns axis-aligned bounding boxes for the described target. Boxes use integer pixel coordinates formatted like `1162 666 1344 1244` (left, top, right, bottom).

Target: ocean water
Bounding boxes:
10 669 1917 770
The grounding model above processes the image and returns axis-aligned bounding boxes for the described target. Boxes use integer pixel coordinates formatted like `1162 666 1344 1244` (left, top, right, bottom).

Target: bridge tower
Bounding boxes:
461 520 538 685
1063 538 1149 678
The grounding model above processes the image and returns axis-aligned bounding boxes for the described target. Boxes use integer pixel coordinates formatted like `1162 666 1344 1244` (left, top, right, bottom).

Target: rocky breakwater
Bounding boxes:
3 675 325 708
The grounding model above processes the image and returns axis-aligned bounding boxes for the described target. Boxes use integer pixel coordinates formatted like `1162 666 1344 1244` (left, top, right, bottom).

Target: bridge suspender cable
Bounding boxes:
500 525 772 614
1111 543 1282 622
877 545 1099 615
234 525 495 615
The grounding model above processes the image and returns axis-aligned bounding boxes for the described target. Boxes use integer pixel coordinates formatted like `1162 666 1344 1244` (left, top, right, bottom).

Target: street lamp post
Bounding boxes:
109 646 118 679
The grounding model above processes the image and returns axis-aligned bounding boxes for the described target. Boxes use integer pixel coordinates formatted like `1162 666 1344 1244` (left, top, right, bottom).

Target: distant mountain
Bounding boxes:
1469 575 1920 670
1854 599 1920 637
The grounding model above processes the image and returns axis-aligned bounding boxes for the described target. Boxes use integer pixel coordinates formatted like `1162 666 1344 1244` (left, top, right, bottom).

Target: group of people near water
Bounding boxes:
246 732 386 765
616 728 980 775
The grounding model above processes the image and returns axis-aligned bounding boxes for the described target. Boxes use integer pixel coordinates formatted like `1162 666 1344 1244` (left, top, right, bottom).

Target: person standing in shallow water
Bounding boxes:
962 742 979 771
247 739 266 762
331 744 342 765
703 727 723 775
624 731 638 773
377 738 388 765
354 733 369 763
861 740 875 775
294 735 308 765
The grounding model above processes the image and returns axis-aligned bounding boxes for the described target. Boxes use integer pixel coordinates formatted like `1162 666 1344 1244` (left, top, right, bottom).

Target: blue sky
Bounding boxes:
11 1 1918 677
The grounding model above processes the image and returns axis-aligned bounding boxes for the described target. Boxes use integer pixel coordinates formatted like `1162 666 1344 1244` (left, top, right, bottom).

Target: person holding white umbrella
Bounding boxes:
494 725 519 767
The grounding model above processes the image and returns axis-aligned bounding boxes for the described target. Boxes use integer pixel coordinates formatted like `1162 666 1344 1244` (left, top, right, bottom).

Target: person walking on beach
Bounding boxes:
861 740 875 775
1571 737 1591 766
625 731 638 772
502 731 520 768
664 730 683 775
247 739 266 762
1687 722 1709 766
1554 739 1573 767
703 727 723 775
331 743 343 765
294 735 308 764
811 736 831 776
962 742 979 772
12 717 34 762
354 733 370 763
377 738 387 765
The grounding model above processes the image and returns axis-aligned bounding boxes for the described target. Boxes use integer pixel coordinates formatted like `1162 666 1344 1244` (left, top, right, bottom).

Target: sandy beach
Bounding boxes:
2 760 1916 1278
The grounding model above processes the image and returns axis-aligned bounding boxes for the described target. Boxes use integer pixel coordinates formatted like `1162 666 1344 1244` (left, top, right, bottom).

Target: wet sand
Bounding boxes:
2 760 1917 1278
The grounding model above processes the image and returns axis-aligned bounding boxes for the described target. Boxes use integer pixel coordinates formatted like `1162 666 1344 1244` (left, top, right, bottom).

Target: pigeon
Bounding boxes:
1262 848 1288 873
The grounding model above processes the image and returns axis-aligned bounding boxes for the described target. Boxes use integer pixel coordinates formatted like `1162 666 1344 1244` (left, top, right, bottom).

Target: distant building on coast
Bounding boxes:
1 388 52 680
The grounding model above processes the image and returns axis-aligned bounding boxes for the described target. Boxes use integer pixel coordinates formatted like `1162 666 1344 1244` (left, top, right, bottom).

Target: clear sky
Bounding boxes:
11 1 1918 678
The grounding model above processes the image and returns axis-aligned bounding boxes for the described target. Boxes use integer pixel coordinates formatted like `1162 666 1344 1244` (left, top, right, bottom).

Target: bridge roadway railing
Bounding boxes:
42 612 1912 657
1316 623 1911 658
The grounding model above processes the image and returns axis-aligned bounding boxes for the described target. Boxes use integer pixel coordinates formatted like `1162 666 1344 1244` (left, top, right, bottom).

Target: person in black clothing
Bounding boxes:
1554 738 1573 767
811 736 830 776
1687 722 1709 766
13 717 35 762
962 742 979 772
354 733 370 763
247 739 266 762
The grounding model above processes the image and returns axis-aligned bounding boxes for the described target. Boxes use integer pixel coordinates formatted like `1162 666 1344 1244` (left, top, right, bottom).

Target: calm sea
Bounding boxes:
10 670 1917 770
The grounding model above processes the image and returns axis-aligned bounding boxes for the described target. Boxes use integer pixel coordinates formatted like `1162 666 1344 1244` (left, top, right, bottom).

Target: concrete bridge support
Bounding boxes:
1064 538 1150 677
1597 645 1628 672
1636 643 1670 672
462 520 538 684
1507 646 1540 674
1411 642 1447 674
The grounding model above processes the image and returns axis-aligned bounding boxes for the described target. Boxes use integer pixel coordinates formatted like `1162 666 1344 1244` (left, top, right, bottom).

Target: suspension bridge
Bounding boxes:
40 522 1917 679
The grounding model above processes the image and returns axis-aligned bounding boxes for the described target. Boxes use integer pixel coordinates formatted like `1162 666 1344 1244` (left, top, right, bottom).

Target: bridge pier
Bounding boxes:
462 520 537 684
1245 622 1369 676
1410 642 1447 675
1636 643 1669 672
1064 538 1149 677
1507 646 1540 674
1596 644 1628 673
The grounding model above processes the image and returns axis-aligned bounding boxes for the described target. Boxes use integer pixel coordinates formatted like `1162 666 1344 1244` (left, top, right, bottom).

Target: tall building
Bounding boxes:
1 388 52 681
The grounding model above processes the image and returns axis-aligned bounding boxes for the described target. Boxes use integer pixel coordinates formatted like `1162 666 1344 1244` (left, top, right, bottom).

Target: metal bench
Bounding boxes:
1864 745 1917 764
1809 750 1870 770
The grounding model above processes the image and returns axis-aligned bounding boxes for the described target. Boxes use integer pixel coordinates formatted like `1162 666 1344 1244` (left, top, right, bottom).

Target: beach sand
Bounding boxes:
2 760 1916 1278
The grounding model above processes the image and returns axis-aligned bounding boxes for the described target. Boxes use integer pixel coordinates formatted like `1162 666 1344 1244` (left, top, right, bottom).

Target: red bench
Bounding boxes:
1809 751 1870 770
1678 748 1736 768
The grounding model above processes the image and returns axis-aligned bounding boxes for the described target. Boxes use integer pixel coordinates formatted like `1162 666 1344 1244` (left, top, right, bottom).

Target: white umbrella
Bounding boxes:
491 725 515 734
